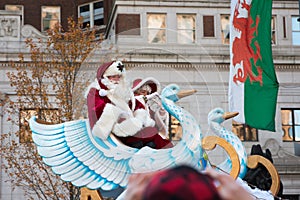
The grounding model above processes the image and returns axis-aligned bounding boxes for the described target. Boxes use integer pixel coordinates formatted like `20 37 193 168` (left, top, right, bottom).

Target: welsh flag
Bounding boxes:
228 0 279 131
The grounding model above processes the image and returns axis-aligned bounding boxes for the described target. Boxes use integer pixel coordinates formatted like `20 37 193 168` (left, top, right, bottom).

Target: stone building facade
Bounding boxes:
0 0 114 32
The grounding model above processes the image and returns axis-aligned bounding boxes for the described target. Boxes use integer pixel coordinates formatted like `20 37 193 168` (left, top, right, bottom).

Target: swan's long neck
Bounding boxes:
161 93 204 170
209 120 248 178
162 98 181 120
209 121 226 137
162 97 202 144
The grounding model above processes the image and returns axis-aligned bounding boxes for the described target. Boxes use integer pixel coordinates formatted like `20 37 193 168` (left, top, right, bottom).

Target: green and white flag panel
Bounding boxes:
228 0 279 131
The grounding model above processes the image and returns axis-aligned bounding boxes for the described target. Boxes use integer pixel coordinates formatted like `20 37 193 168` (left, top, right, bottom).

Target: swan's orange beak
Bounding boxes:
177 89 197 99
223 112 239 120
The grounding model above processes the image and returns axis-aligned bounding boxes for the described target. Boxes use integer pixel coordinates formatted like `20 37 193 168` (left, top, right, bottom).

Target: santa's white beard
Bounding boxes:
101 76 135 112
110 79 132 102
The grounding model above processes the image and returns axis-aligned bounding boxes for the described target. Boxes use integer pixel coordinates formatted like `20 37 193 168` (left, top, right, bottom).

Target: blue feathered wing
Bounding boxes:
29 116 137 190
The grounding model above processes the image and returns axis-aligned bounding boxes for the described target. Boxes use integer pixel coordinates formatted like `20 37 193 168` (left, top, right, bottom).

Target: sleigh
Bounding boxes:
29 84 280 199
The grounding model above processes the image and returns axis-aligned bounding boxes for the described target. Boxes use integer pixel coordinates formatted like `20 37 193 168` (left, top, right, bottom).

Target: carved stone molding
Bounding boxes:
263 138 281 155
21 24 48 39
264 138 300 160
0 15 20 40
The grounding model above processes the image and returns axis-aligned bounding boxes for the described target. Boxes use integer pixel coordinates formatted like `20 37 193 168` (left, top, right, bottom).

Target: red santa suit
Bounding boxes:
86 61 172 149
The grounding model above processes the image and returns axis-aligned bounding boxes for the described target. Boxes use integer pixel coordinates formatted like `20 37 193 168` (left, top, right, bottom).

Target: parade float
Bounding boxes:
29 83 280 200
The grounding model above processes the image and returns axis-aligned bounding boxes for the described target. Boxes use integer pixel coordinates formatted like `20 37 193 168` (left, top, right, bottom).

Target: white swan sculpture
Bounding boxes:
30 83 250 192
29 84 207 191
207 107 248 178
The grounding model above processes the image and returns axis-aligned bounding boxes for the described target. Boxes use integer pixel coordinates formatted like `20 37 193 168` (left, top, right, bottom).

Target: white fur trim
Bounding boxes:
130 91 136 111
92 103 123 140
99 89 108 96
135 95 146 106
103 61 124 77
84 79 100 98
132 77 161 93
112 118 143 137
134 109 148 122
134 109 155 127
144 116 155 127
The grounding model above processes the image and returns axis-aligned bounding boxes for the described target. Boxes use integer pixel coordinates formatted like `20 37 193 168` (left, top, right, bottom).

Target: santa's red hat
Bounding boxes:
96 61 125 80
132 77 161 94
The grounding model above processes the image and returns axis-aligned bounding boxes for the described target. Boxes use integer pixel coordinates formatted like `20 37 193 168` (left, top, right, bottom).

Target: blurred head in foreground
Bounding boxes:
142 165 221 200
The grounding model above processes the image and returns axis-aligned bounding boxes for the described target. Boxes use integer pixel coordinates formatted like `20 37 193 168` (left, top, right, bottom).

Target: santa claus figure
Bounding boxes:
86 61 172 149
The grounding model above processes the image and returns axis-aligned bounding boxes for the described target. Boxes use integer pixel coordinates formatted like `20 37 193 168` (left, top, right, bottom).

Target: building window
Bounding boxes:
292 16 300 45
5 5 23 24
271 16 276 45
79 1 104 28
232 121 258 141
283 16 287 39
203 15 215 37
281 109 300 142
147 13 166 44
19 108 60 143
41 6 60 32
116 14 140 35
177 14 195 44
169 115 182 141
220 14 230 44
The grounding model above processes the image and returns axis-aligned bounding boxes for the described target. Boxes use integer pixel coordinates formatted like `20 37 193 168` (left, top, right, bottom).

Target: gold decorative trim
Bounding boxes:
202 135 240 179
80 188 103 200
247 155 280 196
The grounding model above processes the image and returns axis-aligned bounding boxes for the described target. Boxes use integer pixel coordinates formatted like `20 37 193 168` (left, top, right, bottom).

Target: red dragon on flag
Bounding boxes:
228 0 278 131
232 0 262 85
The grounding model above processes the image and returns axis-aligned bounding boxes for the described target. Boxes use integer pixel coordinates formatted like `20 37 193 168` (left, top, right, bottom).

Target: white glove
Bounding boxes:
146 92 159 100
147 95 163 113
134 109 155 127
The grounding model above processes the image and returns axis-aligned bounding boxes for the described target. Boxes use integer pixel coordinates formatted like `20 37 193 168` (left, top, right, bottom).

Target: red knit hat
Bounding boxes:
132 77 161 94
143 165 222 200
